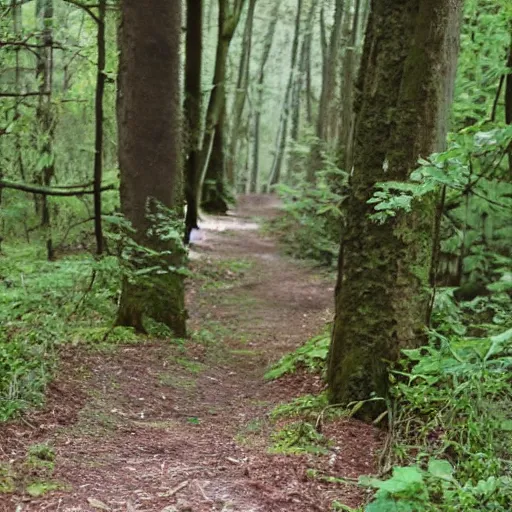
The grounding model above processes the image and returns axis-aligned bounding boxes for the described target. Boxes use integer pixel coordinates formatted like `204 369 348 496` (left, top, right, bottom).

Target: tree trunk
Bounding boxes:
268 0 303 188
201 0 245 214
227 0 257 189
116 0 186 337
35 0 55 261
93 0 106 255
184 0 203 243
250 1 279 193
327 0 462 416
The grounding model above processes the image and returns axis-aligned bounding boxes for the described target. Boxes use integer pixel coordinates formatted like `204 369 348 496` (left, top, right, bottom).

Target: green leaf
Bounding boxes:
427 459 454 481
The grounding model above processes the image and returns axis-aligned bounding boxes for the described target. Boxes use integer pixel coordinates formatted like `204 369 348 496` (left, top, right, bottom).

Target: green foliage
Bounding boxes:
264 329 330 380
271 393 329 420
270 420 331 455
25 481 62 498
0 245 129 420
366 327 512 511
361 463 449 512
107 200 190 288
27 444 56 464
268 159 347 265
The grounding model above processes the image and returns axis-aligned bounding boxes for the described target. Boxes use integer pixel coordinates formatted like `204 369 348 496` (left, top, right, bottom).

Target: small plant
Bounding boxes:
265 330 330 380
271 393 329 420
27 443 55 464
270 421 331 455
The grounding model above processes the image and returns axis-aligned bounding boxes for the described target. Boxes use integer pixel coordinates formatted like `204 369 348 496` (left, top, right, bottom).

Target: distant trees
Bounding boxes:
115 0 186 336
327 0 463 413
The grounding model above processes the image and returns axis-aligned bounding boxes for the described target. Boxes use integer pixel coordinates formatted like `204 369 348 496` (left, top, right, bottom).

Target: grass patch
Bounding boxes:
194 257 253 291
0 245 122 420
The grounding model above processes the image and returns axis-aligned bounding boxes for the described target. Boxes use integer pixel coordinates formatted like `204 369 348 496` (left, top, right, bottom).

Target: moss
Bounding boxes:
0 464 15 494
26 481 63 497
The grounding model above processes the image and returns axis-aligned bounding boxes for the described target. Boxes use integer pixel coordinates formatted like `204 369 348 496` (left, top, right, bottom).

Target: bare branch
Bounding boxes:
0 179 116 196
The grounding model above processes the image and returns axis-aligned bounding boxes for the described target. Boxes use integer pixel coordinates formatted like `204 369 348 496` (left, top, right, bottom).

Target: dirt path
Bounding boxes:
0 195 381 512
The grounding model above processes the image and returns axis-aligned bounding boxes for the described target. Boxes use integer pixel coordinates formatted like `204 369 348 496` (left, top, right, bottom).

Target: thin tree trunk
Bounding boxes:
327 0 463 417
184 0 203 243
505 30 512 176
268 0 303 187
201 0 245 214
250 2 279 193
93 0 106 255
227 0 257 188
35 0 55 261
116 0 186 336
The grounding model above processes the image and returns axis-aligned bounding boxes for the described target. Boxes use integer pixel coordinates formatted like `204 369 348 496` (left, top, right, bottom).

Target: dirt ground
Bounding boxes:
0 195 382 512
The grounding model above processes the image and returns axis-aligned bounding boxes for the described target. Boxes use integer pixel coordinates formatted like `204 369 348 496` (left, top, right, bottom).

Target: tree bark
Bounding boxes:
327 0 462 416
184 0 203 243
116 0 186 336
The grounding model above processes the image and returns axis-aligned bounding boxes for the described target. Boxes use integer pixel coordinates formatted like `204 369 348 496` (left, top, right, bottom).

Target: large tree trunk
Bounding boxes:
116 0 186 337
327 0 462 416
184 0 203 243
200 0 245 214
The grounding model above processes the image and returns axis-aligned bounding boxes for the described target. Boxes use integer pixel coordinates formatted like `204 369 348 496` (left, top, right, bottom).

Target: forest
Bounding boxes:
0 0 511 510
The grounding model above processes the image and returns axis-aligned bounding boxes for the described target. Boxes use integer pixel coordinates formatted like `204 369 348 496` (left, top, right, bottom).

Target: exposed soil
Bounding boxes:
0 195 382 512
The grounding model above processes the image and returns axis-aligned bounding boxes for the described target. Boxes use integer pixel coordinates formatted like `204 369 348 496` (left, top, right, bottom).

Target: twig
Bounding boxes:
165 480 189 497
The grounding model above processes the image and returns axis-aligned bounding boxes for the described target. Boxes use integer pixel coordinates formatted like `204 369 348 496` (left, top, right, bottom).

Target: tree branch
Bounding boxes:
61 0 100 23
0 179 116 196
0 91 49 97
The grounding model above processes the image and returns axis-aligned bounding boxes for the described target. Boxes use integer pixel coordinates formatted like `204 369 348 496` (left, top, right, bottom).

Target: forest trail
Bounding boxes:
0 195 380 512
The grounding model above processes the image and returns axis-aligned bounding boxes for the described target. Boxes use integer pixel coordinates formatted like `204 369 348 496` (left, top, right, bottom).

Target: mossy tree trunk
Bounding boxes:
116 0 186 337
328 0 462 415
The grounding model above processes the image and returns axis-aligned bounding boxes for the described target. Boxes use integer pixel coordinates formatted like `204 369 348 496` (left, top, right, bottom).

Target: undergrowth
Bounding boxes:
0 245 130 420
265 292 512 511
